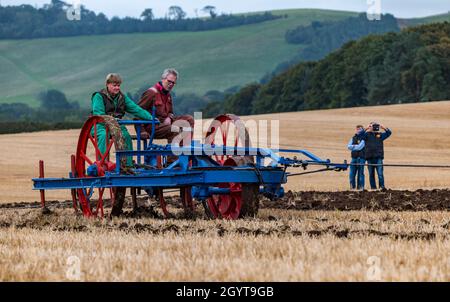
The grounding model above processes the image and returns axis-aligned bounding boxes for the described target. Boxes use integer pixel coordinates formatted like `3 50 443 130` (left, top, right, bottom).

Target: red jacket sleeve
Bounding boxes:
138 89 157 111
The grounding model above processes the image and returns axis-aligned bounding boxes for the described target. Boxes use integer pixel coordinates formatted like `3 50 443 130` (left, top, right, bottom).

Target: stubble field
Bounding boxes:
0 101 449 281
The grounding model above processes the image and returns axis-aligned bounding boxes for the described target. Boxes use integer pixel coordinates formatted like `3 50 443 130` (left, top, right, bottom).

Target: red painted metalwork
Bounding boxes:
131 187 137 211
39 160 46 209
180 186 194 212
205 114 251 165
70 154 78 212
204 115 251 219
158 188 171 218
206 157 243 219
155 155 170 217
157 156 194 218
157 186 194 218
74 116 121 218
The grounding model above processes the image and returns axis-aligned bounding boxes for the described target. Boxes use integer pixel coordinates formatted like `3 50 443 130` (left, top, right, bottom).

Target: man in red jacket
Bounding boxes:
138 68 194 145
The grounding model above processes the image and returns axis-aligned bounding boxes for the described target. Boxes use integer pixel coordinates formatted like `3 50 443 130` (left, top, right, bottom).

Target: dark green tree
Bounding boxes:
168 6 186 20
223 22 450 116
202 6 217 18
38 89 71 110
141 8 154 21
223 83 260 116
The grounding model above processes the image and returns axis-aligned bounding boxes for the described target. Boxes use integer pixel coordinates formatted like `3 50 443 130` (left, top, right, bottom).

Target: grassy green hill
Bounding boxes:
0 8 448 108
0 9 356 107
401 11 450 27
223 22 450 116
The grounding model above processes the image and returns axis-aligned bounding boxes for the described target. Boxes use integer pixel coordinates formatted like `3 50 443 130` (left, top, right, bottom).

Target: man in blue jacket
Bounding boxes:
359 122 392 190
347 125 366 190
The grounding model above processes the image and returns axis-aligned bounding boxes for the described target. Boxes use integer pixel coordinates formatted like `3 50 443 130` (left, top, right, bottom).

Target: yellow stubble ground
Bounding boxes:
0 101 449 281
0 208 448 281
1 101 449 203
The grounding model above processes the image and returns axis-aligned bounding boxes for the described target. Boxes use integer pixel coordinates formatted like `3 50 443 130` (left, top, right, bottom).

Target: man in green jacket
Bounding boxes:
91 73 153 168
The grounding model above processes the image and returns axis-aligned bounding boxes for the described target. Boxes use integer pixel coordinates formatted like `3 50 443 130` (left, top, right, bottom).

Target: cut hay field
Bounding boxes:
1 100 450 203
0 208 448 281
1 101 449 282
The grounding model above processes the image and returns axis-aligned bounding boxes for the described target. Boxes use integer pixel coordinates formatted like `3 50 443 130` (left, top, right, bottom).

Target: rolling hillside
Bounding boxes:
0 9 357 107
400 11 450 27
1 9 448 109
220 22 450 117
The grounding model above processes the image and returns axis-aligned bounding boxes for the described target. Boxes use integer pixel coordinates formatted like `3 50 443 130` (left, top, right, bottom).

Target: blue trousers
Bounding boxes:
367 158 385 189
349 157 365 190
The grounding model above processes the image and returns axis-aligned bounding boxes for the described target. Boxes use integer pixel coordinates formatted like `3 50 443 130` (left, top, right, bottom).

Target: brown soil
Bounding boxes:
0 209 446 242
266 189 450 211
0 190 448 243
2 189 449 212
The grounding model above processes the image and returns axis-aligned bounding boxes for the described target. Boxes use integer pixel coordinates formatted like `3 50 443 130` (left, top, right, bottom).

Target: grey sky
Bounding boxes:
2 0 450 19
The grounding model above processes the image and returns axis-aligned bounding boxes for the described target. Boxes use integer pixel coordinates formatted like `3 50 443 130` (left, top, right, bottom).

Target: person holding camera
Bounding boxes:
347 125 366 190
358 122 392 190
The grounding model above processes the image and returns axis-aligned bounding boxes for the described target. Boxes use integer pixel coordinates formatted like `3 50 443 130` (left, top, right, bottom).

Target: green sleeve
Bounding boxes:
124 95 153 120
92 93 106 115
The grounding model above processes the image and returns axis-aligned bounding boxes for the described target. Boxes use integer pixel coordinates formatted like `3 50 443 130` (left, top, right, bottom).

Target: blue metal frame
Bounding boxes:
32 119 348 202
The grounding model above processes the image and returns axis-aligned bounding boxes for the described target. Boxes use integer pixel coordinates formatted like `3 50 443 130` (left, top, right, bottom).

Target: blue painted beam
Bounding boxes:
32 169 286 191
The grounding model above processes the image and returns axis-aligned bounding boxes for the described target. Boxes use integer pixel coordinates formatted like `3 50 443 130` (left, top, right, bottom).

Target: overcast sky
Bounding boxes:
2 0 450 19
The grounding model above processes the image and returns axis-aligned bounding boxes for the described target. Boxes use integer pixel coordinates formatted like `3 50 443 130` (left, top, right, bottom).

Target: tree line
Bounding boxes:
285 13 400 60
0 89 87 134
4 19 449 133
204 22 450 116
260 13 400 84
0 0 280 39
0 87 234 134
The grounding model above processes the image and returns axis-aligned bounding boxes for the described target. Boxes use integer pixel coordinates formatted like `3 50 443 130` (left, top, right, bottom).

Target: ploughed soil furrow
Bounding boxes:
0 221 443 241
266 189 450 211
1 189 449 211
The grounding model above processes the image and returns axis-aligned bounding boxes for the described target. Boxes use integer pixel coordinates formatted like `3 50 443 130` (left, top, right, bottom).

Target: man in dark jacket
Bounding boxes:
138 68 194 145
359 122 392 190
347 125 365 190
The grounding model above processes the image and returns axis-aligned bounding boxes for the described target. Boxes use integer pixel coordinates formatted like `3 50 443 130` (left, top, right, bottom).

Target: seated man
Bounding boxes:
92 73 153 169
138 68 194 146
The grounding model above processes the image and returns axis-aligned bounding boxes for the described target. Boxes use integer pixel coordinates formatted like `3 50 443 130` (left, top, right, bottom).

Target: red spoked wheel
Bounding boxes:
74 115 127 217
204 156 259 220
205 114 251 165
204 115 258 219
